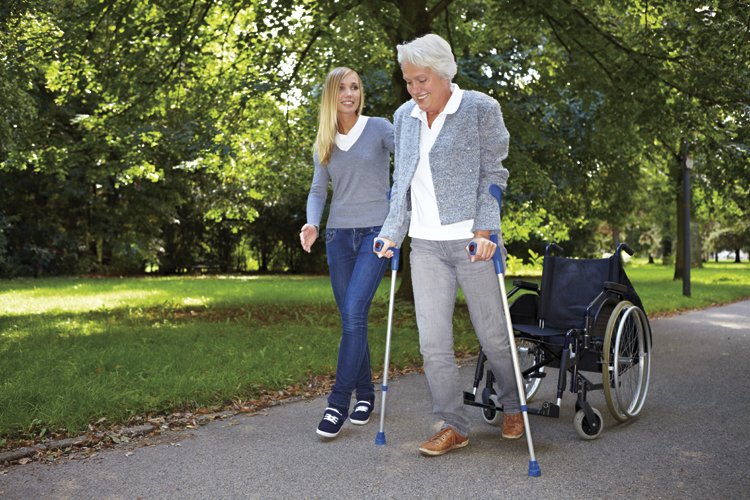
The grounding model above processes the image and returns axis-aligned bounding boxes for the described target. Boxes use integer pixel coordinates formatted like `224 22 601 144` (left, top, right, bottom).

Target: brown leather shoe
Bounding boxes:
418 427 468 456
502 413 525 440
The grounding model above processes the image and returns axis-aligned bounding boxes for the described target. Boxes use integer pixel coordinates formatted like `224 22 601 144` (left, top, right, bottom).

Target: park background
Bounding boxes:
1 0 749 459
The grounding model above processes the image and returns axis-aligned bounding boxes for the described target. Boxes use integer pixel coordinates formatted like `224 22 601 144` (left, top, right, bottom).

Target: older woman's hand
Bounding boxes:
300 224 318 253
373 236 396 259
466 231 497 263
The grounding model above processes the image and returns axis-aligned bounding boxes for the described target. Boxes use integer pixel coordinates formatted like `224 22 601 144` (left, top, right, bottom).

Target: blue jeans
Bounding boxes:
325 226 390 411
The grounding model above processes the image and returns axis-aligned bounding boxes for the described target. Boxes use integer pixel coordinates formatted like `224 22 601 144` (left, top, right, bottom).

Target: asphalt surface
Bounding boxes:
1 300 749 499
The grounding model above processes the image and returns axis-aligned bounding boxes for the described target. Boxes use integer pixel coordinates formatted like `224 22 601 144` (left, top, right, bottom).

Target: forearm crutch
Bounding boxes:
373 239 399 445
470 184 541 477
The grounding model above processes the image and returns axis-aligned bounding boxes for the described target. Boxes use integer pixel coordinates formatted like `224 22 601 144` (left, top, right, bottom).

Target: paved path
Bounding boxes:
2 301 749 499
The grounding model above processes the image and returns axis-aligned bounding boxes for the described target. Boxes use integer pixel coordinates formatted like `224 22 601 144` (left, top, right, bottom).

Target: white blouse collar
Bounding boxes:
335 115 369 152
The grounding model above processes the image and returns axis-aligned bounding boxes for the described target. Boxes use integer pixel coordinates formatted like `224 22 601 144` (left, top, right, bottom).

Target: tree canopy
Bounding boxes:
1 0 748 278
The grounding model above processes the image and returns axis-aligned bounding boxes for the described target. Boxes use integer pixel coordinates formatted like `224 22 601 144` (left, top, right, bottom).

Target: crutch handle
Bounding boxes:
375 239 400 272
467 236 504 275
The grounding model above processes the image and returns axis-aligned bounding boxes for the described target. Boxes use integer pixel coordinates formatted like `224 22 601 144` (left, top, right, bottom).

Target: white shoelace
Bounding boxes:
353 402 371 414
323 408 341 424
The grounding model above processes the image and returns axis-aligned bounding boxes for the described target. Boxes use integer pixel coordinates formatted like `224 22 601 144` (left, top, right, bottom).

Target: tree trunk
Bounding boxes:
674 163 684 280
381 0 454 302
735 248 741 263
690 221 703 268
612 226 620 252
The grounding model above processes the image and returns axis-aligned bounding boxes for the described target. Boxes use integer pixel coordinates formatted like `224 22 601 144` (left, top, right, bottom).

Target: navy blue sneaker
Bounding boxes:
316 407 348 438
350 399 375 425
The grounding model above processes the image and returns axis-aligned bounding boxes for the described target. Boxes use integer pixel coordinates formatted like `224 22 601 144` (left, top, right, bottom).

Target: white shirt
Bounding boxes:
335 115 369 151
408 84 474 240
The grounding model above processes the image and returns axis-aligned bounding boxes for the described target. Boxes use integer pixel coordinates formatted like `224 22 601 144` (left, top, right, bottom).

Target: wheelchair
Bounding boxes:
464 243 652 439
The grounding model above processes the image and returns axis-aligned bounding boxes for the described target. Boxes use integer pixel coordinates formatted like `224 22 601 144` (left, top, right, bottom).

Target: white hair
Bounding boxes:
397 34 457 80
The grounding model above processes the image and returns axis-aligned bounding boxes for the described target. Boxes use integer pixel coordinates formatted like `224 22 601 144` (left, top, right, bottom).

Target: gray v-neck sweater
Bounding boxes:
306 117 394 229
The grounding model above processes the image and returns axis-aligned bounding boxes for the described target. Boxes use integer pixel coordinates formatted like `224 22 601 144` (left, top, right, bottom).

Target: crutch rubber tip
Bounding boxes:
528 460 541 477
375 432 386 445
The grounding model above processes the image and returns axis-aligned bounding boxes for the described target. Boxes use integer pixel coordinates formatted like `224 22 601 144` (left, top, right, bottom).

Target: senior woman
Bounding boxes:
374 33 522 456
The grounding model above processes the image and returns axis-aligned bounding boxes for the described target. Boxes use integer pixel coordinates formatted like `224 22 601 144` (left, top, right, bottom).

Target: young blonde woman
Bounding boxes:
300 67 394 438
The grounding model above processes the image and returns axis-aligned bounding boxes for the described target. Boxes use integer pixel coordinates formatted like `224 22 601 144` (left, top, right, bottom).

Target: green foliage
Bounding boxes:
1 0 749 273
505 250 544 277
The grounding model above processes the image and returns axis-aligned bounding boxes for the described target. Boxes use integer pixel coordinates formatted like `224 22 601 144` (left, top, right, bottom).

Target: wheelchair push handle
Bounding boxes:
375 239 400 272
616 243 634 257
545 243 564 256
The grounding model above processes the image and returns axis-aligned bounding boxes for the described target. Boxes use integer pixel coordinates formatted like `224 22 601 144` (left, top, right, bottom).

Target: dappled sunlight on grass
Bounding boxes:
0 275 339 317
0 288 167 315
1 266 748 440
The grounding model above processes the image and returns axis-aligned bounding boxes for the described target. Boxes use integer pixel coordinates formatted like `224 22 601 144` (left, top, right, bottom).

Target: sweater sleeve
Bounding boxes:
381 118 395 154
306 152 331 228
472 97 510 234
378 108 411 246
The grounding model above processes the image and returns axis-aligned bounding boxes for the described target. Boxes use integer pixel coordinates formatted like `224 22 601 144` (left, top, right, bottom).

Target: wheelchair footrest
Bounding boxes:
463 392 503 412
527 401 560 419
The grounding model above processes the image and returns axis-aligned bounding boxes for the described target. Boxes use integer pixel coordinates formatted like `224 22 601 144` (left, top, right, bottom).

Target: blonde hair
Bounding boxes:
314 67 364 165
397 34 457 80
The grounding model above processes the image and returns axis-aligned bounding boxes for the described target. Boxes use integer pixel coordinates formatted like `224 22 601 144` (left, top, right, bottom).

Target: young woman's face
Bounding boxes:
401 62 452 117
336 72 361 116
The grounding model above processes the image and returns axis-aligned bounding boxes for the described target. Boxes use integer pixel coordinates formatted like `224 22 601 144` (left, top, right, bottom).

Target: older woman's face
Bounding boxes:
401 62 452 117
336 71 361 116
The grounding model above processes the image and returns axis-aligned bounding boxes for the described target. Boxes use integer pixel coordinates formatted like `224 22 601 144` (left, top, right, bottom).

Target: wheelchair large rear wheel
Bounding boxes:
602 302 650 421
516 337 545 402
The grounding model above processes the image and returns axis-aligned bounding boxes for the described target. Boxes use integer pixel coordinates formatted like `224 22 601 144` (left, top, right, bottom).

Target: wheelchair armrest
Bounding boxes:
604 281 627 294
513 280 539 292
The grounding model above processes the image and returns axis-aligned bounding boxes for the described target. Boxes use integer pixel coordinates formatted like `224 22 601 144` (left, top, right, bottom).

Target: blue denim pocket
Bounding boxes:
325 228 337 243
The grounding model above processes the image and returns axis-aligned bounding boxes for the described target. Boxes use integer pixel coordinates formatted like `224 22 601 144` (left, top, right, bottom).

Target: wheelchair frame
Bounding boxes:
464 243 652 439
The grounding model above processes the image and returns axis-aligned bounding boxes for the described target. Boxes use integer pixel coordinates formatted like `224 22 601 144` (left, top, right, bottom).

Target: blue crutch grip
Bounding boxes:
375 239 400 272
467 237 504 275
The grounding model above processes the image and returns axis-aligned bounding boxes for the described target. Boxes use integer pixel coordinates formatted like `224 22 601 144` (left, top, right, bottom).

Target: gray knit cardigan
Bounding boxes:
378 90 510 246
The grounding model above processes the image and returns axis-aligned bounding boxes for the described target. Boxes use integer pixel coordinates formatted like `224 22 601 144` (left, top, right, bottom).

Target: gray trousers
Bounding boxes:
411 238 521 438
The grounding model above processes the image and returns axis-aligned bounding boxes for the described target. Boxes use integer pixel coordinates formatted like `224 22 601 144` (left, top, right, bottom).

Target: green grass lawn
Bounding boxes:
1 260 749 443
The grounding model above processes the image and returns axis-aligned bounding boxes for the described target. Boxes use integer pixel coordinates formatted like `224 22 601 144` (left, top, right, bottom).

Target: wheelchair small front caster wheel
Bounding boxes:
481 392 502 426
574 408 603 440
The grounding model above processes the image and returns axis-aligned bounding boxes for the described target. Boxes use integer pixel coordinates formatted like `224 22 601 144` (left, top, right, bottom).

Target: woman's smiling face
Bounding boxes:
401 62 452 118
336 71 361 116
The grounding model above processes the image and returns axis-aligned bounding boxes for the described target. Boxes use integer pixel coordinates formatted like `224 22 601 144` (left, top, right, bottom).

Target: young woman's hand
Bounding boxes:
300 224 318 253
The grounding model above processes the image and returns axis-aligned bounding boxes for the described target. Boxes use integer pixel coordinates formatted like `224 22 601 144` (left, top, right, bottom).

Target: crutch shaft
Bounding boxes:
375 238 399 445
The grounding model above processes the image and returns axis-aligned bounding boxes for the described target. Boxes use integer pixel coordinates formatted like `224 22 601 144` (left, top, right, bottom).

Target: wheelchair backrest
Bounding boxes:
538 254 643 331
